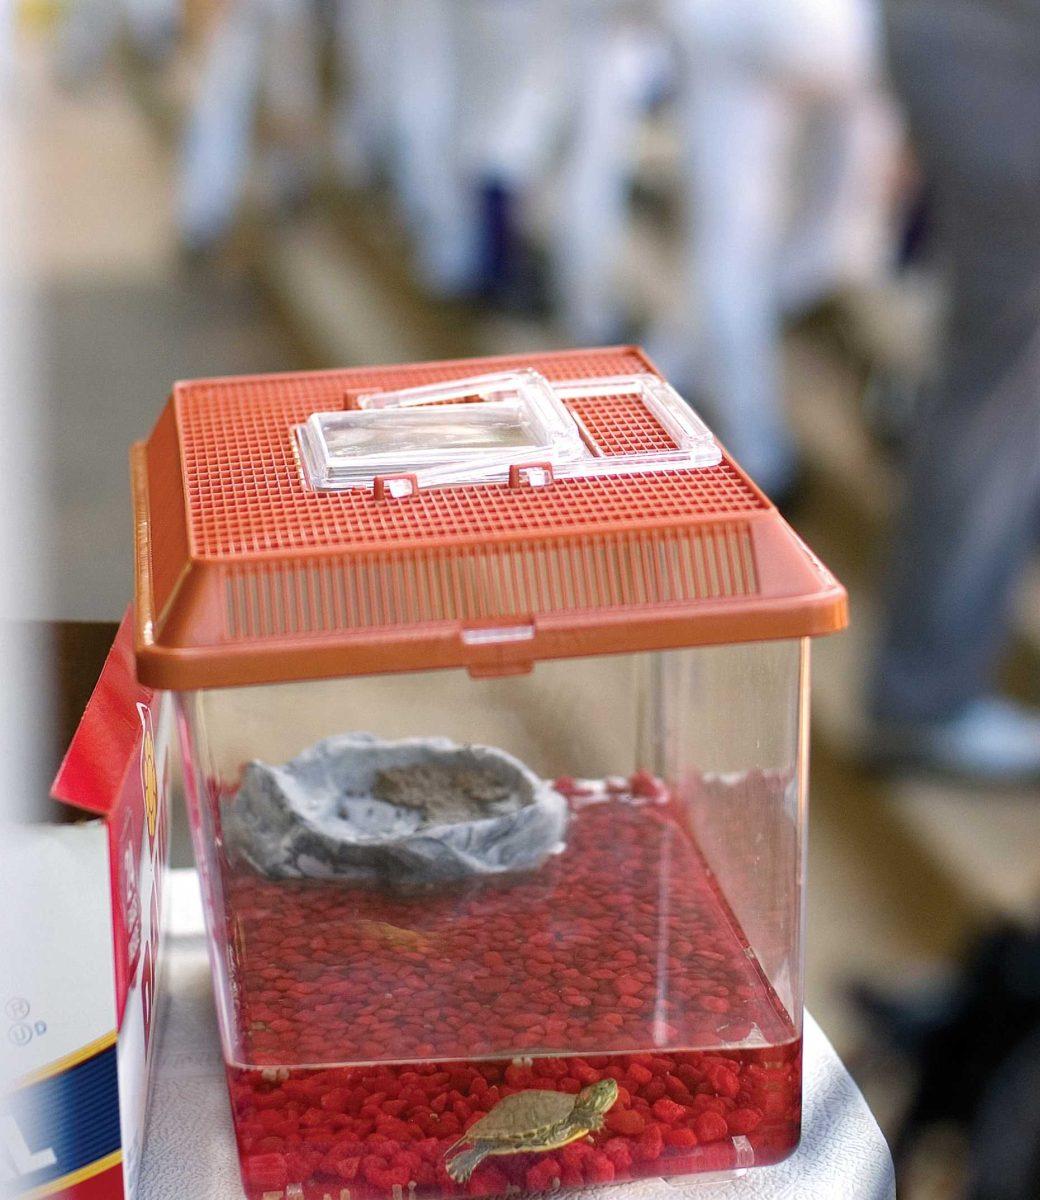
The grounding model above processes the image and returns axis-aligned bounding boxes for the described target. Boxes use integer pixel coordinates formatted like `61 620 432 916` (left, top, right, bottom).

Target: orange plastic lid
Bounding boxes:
132 347 847 689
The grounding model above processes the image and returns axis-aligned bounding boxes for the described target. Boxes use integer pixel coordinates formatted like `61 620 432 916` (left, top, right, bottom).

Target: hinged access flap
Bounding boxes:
295 370 722 493
295 370 589 491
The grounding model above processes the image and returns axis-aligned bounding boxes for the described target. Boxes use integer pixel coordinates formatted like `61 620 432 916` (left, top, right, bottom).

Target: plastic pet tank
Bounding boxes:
131 348 847 1200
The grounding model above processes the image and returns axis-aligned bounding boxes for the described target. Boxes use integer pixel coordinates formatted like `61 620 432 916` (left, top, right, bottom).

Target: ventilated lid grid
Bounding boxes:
223 523 760 642
562 391 679 456
178 371 765 560
186 414 764 558
136 350 848 686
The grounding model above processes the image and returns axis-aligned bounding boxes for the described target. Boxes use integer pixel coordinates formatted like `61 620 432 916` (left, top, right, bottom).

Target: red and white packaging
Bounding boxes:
2 611 172 1200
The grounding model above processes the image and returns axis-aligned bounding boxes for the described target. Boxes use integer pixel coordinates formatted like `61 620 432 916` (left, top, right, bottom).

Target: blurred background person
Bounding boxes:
176 0 321 253
337 0 566 302
868 0 1040 781
551 0 670 343
55 0 179 83
380 0 468 294
651 0 900 500
448 0 565 303
333 0 393 188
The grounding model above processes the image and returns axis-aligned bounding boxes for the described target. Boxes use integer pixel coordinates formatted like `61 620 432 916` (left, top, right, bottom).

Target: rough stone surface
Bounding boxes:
224 733 568 890
372 760 516 824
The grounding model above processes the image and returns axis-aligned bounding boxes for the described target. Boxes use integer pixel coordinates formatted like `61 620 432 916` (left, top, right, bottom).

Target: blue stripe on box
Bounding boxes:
5 1042 121 1193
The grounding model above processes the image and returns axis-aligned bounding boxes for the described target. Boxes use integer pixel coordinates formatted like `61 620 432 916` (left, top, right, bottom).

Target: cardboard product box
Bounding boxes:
2 612 173 1200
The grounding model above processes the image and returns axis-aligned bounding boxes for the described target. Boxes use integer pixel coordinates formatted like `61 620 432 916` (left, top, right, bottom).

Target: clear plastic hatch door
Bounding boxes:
295 370 721 492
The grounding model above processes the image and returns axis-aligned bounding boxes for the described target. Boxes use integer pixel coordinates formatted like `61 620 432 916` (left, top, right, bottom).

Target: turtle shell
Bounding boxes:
465 1090 577 1143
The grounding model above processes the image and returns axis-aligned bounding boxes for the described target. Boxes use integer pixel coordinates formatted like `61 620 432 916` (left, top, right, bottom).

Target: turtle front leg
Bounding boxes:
445 1142 491 1183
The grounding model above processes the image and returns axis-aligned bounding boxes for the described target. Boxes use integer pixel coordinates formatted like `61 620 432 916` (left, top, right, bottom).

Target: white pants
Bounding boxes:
333 0 394 186
57 0 179 79
553 2 671 342
177 0 320 247
654 0 899 492
390 0 566 295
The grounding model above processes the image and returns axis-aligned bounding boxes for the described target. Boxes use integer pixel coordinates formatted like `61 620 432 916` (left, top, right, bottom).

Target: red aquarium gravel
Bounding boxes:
218 776 802 1199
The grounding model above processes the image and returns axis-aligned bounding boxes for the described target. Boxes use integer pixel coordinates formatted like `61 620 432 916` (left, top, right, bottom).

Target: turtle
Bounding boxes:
444 1078 619 1183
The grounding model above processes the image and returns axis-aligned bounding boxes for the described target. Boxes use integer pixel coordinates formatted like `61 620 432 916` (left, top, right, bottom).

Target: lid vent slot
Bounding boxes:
222 524 758 643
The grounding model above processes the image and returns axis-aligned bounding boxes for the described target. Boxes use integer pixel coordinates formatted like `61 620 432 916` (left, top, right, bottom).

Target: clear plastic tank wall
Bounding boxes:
179 643 806 1060
179 651 647 785
177 653 650 1058
655 639 808 1029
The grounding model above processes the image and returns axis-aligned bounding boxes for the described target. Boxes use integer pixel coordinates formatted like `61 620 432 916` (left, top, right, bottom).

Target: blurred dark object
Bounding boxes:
477 179 549 316
968 1023 1040 1200
40 621 120 819
2 620 121 824
770 461 811 523
860 366 923 455
47 622 121 777
896 186 932 269
860 183 934 454
855 919 1040 1200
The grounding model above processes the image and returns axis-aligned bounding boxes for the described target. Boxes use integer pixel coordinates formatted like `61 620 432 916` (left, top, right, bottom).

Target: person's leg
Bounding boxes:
778 87 901 316
260 0 322 212
176 0 266 249
556 8 662 338
460 0 564 188
451 0 565 297
553 6 668 341
870 3 1040 733
333 0 393 185
663 52 800 495
389 0 479 295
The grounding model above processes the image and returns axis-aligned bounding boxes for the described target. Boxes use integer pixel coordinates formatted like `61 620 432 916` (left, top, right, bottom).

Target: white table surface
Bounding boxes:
141 872 895 1200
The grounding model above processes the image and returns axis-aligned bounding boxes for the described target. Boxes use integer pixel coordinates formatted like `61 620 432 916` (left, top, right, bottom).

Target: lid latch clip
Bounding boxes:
508 462 555 489
373 473 419 500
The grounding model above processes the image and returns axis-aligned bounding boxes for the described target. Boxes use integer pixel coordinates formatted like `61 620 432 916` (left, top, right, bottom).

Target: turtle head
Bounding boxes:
576 1078 619 1118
